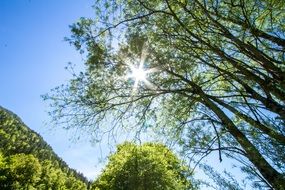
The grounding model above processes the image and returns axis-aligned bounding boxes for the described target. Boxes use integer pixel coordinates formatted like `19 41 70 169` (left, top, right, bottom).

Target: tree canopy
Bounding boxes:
45 0 285 189
92 142 195 190
0 153 41 190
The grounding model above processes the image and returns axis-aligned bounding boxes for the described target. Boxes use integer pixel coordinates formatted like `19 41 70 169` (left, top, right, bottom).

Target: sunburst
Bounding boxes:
124 52 156 94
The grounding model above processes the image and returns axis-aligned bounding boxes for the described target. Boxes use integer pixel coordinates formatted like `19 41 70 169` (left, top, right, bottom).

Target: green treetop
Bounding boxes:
92 142 196 190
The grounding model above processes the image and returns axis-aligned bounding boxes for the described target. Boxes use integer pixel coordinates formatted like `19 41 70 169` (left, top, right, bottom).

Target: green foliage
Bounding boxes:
0 154 41 190
0 106 89 189
45 0 285 189
92 142 196 190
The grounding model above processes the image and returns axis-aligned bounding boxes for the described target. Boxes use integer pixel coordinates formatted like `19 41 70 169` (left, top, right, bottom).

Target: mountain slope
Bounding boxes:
0 106 91 189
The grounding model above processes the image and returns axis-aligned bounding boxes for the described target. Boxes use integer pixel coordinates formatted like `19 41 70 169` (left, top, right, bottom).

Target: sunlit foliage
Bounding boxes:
92 142 196 190
45 0 285 189
0 106 89 189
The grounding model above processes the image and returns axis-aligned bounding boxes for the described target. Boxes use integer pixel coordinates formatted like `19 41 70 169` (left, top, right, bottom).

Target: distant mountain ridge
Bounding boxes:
0 106 91 189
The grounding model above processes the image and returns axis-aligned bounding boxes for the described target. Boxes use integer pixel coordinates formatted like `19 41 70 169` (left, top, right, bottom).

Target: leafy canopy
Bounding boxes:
45 0 285 189
92 142 195 190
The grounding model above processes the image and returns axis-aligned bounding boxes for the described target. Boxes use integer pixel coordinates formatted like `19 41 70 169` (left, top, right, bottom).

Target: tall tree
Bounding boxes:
45 0 285 189
92 142 195 190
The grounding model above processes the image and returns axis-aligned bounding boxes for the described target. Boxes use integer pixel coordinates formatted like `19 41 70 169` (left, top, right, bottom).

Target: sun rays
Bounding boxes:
128 63 147 89
124 50 157 94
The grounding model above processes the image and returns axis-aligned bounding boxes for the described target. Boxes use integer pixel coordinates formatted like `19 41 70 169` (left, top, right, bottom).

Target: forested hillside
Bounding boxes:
0 106 90 189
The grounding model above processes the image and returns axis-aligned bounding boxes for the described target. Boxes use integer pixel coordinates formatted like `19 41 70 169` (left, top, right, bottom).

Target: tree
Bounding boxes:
37 160 67 190
45 0 285 189
200 164 245 190
0 153 42 190
92 142 195 190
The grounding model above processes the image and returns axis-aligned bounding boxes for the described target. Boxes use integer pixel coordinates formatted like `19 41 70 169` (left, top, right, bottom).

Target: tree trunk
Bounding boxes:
209 95 285 145
201 95 285 189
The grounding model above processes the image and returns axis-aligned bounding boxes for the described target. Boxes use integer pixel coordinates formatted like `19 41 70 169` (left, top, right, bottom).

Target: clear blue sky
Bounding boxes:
0 0 104 179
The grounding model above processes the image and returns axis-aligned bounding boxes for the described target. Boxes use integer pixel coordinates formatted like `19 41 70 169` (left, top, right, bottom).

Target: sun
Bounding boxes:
126 63 157 94
129 65 147 82
126 63 148 93
123 50 157 93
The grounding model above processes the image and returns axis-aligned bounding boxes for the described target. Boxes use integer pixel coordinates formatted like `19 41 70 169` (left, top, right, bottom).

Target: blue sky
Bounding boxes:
0 0 105 180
